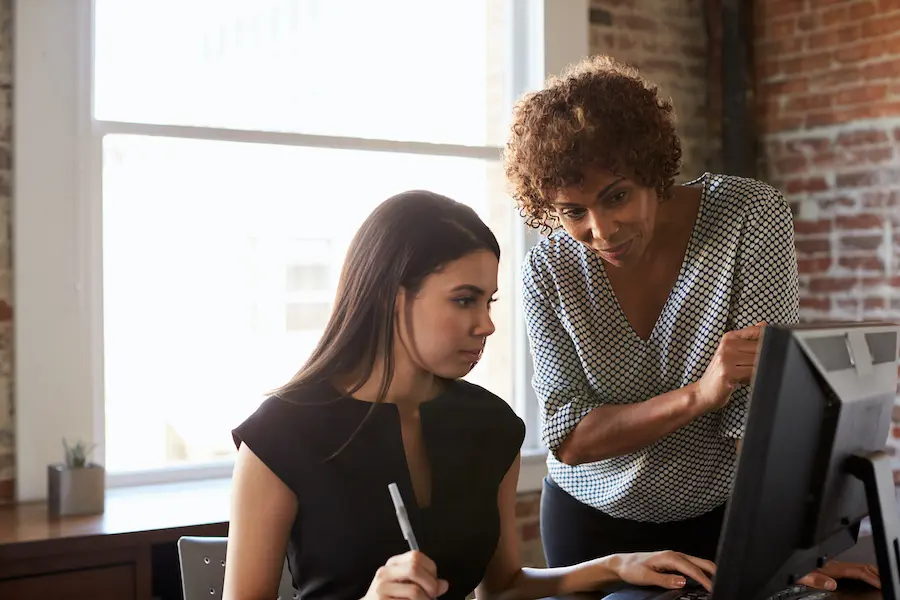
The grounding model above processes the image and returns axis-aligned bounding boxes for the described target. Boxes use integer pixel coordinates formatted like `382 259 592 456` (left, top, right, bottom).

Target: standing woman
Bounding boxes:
503 55 798 564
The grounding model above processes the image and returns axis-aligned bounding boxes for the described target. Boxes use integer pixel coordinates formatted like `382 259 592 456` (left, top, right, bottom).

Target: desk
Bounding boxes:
0 478 231 599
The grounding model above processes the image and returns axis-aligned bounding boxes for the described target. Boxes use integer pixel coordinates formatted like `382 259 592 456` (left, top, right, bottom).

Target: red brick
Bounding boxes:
798 257 833 273
809 26 860 50
839 256 886 271
763 16 796 39
785 93 834 113
884 35 900 55
862 12 900 36
785 177 830 194
821 6 849 27
849 1 878 20
835 84 888 105
643 59 686 74
619 14 657 31
807 112 843 128
836 170 878 188
765 115 805 134
840 234 884 251
846 146 894 165
812 151 839 168
812 68 863 90
519 521 540 541
800 297 831 311
795 238 832 254
836 42 885 64
794 219 832 234
818 195 857 211
762 0 805 17
617 33 637 51
774 155 809 175
864 297 887 310
515 498 539 518
808 277 857 293
878 0 900 12
797 14 817 31
756 60 783 82
863 190 900 207
836 129 890 146
870 101 900 117
757 37 805 58
783 53 833 75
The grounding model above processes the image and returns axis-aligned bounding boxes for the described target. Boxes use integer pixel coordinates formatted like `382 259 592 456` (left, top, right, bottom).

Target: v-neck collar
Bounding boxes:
593 172 710 344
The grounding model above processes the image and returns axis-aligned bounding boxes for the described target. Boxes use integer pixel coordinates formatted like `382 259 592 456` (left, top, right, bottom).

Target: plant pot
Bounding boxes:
47 463 106 517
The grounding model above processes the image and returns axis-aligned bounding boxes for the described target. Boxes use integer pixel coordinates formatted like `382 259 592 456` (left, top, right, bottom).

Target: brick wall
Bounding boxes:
754 0 900 471
0 0 13 505
588 0 721 181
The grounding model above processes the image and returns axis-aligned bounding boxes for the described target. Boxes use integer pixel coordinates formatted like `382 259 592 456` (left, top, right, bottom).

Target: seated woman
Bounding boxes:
503 54 879 591
222 190 717 600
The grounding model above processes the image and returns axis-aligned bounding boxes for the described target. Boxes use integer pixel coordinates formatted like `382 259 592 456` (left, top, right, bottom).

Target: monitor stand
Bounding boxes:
846 451 900 600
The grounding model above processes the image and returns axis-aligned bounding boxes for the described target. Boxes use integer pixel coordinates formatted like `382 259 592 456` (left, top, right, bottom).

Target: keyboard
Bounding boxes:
675 584 833 600
602 583 835 600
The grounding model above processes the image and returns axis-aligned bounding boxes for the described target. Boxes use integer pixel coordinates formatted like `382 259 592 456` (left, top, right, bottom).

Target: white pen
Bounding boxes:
388 482 420 551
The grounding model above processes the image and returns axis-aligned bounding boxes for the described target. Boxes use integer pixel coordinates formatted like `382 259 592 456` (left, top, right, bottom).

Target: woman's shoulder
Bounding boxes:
446 380 526 443
231 381 369 468
523 230 592 294
694 172 790 218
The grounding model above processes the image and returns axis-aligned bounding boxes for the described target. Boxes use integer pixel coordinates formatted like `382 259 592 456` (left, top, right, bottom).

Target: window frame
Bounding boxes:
13 0 588 501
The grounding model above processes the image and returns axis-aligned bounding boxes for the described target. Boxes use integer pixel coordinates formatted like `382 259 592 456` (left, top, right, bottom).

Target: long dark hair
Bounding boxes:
272 190 500 450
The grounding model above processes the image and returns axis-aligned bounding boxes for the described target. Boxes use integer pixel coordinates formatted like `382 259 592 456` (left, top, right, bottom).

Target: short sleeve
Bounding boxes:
521 247 600 456
720 187 800 438
232 396 305 493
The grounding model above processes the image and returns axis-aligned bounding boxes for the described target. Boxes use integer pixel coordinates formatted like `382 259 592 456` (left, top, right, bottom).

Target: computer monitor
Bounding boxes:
713 321 900 600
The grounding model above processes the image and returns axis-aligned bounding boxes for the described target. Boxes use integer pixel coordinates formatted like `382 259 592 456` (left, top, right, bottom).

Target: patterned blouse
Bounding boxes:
522 173 800 523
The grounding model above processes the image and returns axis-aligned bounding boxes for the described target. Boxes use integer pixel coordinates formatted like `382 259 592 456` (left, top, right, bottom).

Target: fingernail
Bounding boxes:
676 579 686 587
826 581 836 590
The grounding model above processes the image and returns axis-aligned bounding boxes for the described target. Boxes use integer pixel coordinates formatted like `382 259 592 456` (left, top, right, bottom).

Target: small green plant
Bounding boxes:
63 438 97 468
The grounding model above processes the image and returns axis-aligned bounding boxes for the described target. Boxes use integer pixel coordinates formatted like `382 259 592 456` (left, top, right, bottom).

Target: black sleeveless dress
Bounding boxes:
232 379 526 600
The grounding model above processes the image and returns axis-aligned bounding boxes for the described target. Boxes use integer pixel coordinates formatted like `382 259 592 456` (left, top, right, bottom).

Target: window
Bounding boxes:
14 0 588 500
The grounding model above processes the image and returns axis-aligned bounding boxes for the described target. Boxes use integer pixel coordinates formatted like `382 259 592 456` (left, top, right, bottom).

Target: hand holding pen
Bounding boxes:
361 483 449 600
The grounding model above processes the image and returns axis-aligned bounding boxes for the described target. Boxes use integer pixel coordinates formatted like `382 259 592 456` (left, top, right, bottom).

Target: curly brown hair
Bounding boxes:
503 55 682 232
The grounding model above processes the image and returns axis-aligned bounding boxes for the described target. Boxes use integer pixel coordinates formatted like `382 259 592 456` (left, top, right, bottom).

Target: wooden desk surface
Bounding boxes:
0 477 231 559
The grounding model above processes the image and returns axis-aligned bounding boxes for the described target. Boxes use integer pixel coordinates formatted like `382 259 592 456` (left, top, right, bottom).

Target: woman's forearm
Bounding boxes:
479 556 622 600
555 383 708 466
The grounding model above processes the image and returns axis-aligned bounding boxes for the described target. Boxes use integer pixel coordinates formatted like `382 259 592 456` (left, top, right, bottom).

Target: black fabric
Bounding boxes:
232 379 526 600
540 476 725 567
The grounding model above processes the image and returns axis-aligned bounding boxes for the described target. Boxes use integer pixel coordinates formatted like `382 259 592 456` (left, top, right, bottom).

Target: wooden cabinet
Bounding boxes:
0 564 137 600
0 479 230 600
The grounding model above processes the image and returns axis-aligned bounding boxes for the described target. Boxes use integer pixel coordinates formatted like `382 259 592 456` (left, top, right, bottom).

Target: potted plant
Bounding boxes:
47 438 105 517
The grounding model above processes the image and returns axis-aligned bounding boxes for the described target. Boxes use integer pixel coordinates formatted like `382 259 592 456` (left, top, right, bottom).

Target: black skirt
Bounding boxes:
540 476 726 567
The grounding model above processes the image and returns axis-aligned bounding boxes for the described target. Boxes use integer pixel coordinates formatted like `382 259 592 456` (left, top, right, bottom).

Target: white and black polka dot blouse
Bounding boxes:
522 173 800 523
